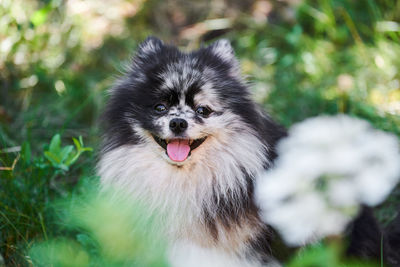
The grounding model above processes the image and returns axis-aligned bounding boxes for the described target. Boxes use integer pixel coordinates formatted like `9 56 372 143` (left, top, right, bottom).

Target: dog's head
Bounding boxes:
103 37 271 167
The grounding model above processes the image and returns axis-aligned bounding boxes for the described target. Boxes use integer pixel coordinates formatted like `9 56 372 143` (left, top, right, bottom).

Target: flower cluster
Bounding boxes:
255 115 400 246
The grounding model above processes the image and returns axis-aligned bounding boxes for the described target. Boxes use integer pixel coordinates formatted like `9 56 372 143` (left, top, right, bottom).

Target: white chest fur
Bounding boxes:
169 241 281 267
98 130 270 265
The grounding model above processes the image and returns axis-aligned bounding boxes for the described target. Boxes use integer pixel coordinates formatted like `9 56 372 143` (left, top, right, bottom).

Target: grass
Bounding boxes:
0 0 400 265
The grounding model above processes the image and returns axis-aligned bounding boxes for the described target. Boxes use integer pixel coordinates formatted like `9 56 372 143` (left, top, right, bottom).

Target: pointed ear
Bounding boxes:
137 36 164 55
208 39 236 62
127 36 164 74
208 39 241 77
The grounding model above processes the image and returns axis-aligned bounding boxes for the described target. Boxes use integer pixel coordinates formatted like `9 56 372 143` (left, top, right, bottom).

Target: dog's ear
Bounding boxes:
207 39 240 77
137 36 164 56
208 39 236 62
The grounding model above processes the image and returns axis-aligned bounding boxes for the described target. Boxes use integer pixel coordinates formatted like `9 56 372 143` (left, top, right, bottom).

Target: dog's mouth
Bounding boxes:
152 135 207 162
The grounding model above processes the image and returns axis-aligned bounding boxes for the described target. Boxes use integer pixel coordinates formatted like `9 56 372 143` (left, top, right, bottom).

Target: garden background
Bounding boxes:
1 0 400 265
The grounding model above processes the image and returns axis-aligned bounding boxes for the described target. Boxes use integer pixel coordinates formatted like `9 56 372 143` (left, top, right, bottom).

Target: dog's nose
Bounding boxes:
169 118 188 134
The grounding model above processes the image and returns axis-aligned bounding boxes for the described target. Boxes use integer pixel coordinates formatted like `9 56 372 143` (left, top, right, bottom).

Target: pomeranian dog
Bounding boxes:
98 37 400 266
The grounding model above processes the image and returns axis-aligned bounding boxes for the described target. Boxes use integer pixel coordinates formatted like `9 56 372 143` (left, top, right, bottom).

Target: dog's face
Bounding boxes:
104 37 265 167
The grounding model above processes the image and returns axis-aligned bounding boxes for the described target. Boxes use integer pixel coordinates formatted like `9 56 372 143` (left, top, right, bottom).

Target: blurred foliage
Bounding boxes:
29 186 167 267
287 241 377 267
0 0 400 265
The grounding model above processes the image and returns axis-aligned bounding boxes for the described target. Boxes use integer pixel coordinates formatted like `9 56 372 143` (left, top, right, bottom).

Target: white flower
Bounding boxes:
255 115 400 246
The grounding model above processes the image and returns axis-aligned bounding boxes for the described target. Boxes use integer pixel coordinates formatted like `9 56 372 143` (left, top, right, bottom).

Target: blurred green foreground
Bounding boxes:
1 0 400 265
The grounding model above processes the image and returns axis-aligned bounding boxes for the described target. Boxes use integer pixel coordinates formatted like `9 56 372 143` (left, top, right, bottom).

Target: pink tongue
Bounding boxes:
167 139 191 162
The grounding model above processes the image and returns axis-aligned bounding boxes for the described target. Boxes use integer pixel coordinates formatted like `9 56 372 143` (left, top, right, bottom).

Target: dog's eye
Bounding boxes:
155 104 167 113
196 106 212 117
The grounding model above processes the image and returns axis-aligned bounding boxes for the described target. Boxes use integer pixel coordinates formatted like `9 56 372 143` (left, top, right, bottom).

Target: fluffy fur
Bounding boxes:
98 37 400 266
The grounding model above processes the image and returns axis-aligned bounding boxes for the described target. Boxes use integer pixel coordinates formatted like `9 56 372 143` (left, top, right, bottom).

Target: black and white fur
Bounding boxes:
98 37 400 266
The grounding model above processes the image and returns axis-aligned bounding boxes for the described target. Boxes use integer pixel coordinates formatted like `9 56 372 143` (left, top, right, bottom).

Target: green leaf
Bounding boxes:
72 138 81 150
64 153 80 167
49 134 61 154
288 242 377 267
79 136 84 146
44 151 61 166
288 243 338 267
21 141 31 163
64 151 77 167
60 145 74 163
30 5 51 27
